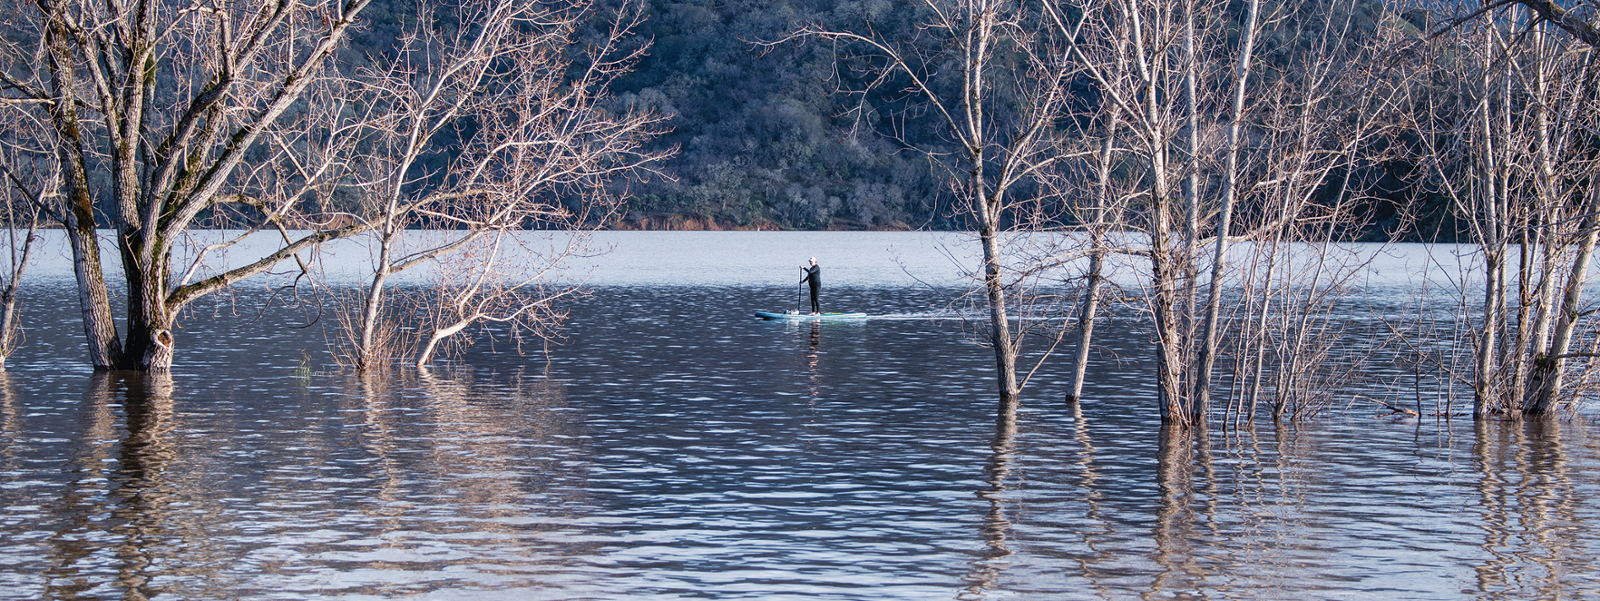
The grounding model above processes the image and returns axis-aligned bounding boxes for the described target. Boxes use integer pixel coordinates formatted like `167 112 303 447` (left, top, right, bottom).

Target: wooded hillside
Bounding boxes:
594 0 1437 236
601 0 951 231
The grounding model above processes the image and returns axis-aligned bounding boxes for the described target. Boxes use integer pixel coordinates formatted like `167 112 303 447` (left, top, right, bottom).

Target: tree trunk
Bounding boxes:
358 272 391 369
1524 199 1600 415
118 232 176 370
1127 3 1186 425
963 6 1019 420
1069 106 1122 404
46 25 123 371
356 229 399 372
0 188 39 370
1147 123 1185 422
0 280 23 371
64 203 122 371
1152 245 1186 423
1181 0 1201 355
1068 242 1103 405
1473 41 1504 418
1516 33 1560 405
1476 247 1503 417
1193 0 1259 422
981 217 1021 417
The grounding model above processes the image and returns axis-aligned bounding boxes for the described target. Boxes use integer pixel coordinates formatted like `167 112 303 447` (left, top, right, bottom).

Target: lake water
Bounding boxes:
3 232 1600 599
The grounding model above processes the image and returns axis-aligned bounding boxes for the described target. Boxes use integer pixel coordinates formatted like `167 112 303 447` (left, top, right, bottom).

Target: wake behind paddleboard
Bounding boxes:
755 311 867 321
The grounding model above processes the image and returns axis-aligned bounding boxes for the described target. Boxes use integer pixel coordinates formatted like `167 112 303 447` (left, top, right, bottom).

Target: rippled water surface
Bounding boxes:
4 234 1600 599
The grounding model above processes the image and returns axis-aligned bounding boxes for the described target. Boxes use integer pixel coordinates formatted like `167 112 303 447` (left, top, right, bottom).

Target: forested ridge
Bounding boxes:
327 0 953 231
0 0 1456 236
338 0 1455 236
601 0 951 231
607 0 1420 236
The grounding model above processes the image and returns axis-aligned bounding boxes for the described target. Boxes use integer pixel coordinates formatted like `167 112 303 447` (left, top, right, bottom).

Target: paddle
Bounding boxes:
794 267 803 314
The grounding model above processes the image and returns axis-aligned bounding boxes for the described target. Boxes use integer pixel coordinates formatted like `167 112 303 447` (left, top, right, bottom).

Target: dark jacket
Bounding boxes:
801 265 820 289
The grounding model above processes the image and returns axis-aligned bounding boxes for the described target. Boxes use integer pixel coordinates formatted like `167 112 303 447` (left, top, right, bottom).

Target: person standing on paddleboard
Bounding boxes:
801 257 821 315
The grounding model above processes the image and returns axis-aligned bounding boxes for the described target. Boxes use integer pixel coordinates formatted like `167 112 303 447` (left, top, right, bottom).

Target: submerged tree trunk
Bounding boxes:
1067 250 1102 405
64 190 122 371
1472 32 1508 418
0 213 39 369
1192 0 1259 422
1124 0 1188 424
1157 95 1185 421
119 231 175 370
354 231 397 371
1524 200 1600 415
964 2 1021 420
982 217 1021 416
46 42 122 370
1150 177 1187 423
1068 107 1121 404
1515 31 1563 406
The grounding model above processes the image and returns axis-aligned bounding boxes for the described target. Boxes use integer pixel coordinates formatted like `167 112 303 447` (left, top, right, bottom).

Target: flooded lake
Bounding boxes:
3 232 1599 599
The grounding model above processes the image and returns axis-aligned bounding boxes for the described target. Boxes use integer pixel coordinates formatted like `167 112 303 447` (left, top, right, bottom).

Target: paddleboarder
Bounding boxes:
800 257 821 315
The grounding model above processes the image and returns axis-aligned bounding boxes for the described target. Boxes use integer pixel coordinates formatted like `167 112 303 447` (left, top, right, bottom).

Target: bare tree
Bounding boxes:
0 0 385 370
1063 101 1122 405
783 0 1086 421
1057 0 1401 426
331 0 668 371
0 141 44 368
1402 0 1600 417
1056 0 1228 425
0 0 665 372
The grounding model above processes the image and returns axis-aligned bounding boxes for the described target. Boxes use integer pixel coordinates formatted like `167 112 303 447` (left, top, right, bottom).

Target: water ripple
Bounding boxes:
1 287 1599 599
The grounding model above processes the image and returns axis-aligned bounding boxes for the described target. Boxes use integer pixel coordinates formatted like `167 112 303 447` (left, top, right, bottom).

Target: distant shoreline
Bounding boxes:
605 215 916 232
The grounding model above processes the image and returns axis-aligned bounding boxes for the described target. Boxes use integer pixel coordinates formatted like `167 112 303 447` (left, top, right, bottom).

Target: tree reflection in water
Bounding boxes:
1068 401 1116 598
19 367 593 599
11 283 1600 598
1472 418 1586 597
41 373 174 601
961 415 1019 600
1151 423 1203 597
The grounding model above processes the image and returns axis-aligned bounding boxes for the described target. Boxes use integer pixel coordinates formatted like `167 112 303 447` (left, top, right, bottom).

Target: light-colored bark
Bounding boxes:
338 0 666 370
2 0 663 372
1062 0 1392 424
789 0 1077 419
1068 104 1123 404
1525 195 1600 415
1192 0 1259 420
0 195 39 369
1411 3 1600 418
4 0 378 370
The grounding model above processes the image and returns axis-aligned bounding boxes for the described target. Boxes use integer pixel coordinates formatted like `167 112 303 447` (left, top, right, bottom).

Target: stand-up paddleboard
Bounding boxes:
755 311 867 321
